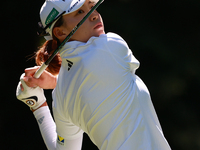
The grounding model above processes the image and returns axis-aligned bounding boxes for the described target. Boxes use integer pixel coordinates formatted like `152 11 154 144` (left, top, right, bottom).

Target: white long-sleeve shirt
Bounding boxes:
34 33 171 150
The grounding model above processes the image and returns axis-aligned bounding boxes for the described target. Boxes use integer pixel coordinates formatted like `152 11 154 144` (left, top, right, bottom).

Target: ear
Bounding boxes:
53 27 67 41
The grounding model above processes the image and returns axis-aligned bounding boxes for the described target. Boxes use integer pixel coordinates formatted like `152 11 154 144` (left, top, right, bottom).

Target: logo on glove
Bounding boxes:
25 100 36 106
22 96 38 107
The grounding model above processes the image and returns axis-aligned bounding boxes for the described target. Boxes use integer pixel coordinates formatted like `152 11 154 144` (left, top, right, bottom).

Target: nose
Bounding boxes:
90 10 99 21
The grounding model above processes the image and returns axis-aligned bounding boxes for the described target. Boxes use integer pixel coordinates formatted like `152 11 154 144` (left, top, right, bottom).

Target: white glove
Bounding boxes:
16 73 46 110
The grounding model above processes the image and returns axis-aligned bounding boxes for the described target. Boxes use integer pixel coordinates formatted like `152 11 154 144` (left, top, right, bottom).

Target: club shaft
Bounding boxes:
34 0 103 78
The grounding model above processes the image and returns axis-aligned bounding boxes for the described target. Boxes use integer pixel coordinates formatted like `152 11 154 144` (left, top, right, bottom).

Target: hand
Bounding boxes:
16 73 46 110
23 66 57 89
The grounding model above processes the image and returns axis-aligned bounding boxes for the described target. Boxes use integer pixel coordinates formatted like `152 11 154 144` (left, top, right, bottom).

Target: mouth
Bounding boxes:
94 22 103 29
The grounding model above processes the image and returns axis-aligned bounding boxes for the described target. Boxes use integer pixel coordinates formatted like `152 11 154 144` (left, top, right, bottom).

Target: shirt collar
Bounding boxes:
59 34 107 54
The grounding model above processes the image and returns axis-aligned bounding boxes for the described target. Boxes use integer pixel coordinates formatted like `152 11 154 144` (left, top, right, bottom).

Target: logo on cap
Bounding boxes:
68 0 81 12
45 8 59 29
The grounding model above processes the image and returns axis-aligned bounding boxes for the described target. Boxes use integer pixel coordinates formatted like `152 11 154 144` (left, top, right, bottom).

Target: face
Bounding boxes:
53 0 105 43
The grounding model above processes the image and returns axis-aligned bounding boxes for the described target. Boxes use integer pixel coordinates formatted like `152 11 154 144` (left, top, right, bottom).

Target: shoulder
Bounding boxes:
99 33 131 58
106 33 129 50
107 32 124 40
89 32 129 51
99 32 127 43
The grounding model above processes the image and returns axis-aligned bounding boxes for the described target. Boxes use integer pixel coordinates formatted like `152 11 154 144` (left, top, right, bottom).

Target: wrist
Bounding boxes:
48 75 57 89
52 75 57 89
31 102 48 112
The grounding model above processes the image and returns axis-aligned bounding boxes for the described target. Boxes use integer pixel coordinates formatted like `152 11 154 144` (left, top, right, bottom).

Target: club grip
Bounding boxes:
34 63 48 79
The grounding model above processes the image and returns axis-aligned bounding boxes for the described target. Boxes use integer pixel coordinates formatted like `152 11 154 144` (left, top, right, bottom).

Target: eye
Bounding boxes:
91 5 94 9
90 3 95 9
89 1 95 8
91 3 95 8
77 9 84 15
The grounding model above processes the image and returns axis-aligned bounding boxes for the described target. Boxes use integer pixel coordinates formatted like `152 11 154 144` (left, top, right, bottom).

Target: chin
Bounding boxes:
94 30 105 37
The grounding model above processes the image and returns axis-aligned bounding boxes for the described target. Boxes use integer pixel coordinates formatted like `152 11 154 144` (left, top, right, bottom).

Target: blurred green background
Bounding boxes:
1 0 200 149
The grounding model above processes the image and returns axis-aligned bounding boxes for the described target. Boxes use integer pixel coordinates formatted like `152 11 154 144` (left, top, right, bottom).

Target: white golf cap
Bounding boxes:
40 0 100 39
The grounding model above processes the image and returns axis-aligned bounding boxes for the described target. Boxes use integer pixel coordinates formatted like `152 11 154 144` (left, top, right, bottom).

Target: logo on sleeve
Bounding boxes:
66 59 73 71
38 116 45 124
57 135 65 146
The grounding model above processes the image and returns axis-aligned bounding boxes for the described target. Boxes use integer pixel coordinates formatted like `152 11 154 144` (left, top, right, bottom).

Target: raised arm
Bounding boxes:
16 71 83 150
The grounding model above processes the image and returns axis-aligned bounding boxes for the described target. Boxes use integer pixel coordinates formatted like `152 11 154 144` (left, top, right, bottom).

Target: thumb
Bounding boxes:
23 76 38 88
25 66 40 77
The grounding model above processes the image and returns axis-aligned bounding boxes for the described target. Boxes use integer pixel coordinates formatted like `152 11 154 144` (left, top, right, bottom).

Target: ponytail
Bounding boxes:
35 16 64 76
35 40 62 76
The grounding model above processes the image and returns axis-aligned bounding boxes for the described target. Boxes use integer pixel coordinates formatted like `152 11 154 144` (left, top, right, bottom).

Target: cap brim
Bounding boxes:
63 0 101 15
40 0 103 38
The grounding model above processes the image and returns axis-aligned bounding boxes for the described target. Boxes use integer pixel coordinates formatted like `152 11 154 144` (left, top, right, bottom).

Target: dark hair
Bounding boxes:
35 16 64 75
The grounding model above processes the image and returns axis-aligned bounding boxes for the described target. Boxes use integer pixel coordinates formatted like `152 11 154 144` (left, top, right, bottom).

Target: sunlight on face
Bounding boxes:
56 0 105 43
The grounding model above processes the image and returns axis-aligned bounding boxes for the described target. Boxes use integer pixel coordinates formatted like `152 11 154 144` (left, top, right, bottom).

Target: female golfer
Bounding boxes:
16 0 171 149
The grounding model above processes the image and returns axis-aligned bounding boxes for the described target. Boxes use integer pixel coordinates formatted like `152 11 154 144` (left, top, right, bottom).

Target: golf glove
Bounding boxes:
16 73 46 110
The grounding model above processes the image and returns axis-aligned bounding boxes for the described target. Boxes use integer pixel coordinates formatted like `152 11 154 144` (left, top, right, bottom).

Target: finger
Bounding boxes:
23 76 38 88
20 84 24 91
20 77 29 90
25 66 40 77
20 73 29 89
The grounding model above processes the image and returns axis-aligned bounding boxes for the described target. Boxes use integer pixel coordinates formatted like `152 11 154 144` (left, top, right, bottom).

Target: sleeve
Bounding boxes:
33 106 83 150
53 106 84 144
